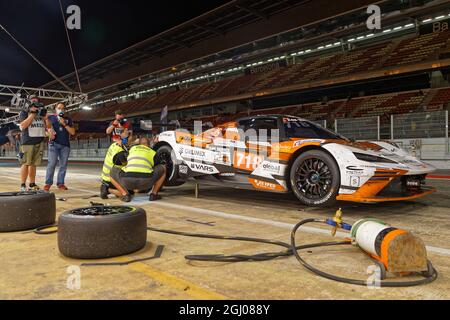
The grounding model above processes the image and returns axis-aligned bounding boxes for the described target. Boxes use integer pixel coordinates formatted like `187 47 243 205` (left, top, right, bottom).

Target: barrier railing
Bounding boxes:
391 110 448 139
335 116 380 141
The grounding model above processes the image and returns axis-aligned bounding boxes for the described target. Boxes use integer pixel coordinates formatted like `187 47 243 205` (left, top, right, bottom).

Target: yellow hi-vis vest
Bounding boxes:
102 142 126 182
123 145 156 174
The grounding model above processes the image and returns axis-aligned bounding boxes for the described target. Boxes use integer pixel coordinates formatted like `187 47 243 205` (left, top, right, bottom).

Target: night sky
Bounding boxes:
0 0 230 88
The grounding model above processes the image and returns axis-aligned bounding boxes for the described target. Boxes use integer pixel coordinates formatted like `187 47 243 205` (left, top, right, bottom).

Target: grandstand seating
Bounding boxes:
382 30 450 67
330 41 393 76
427 87 450 110
71 29 450 123
214 74 260 97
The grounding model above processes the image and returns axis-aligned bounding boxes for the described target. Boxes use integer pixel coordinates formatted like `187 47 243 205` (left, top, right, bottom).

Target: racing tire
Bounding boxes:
155 145 185 187
0 191 56 232
58 206 147 259
290 150 340 207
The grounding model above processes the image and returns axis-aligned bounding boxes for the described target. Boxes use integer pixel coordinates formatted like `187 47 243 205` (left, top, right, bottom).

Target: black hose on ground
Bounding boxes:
148 226 350 262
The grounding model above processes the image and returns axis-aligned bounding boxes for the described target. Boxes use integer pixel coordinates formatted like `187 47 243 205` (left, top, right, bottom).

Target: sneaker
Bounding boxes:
44 185 51 192
100 184 109 199
121 194 132 203
20 184 27 192
29 183 40 191
149 194 162 201
57 185 68 191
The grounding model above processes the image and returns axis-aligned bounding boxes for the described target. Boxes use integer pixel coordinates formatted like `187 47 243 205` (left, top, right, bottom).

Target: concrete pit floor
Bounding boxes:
0 161 449 300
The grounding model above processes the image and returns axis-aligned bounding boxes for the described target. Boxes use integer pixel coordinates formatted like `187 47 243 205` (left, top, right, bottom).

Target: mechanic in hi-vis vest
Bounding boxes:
109 137 166 202
100 140 129 199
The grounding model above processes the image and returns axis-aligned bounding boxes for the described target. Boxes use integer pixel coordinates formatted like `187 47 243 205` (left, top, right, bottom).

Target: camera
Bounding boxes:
11 93 47 117
28 101 48 117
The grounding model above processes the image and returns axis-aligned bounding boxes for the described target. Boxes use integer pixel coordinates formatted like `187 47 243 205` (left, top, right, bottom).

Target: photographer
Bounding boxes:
18 96 51 192
106 110 132 143
44 103 76 191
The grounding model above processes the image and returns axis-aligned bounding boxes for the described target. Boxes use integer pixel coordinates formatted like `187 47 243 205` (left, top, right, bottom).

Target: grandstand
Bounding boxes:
70 28 450 124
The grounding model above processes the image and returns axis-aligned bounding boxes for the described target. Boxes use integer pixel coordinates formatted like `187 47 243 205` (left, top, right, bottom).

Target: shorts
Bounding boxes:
110 164 165 191
19 142 45 166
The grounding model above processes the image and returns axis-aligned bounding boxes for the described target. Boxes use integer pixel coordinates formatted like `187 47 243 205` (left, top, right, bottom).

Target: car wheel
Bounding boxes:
0 191 56 232
58 206 147 259
290 150 340 207
155 145 185 187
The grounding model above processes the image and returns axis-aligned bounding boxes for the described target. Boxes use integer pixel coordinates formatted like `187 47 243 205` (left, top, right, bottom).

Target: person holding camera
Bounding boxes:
106 110 132 144
18 96 51 192
44 103 76 191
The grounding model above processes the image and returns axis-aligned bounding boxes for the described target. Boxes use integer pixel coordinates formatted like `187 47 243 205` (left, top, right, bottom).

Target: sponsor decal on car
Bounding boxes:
178 146 209 160
350 176 361 187
159 132 174 138
249 178 285 191
186 161 219 174
262 162 281 174
218 172 236 177
345 166 366 176
179 165 188 175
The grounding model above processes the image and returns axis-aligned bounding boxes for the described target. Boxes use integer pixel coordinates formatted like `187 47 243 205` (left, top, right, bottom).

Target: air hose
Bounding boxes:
147 226 349 262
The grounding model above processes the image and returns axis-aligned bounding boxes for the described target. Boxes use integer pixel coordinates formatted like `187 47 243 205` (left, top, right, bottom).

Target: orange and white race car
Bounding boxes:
153 115 436 206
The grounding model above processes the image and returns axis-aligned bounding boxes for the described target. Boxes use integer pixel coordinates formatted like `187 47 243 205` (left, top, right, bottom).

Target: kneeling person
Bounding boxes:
110 137 166 202
101 140 128 199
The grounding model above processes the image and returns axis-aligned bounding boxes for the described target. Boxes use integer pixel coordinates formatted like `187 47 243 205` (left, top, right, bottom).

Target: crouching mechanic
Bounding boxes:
110 137 166 202
100 140 128 199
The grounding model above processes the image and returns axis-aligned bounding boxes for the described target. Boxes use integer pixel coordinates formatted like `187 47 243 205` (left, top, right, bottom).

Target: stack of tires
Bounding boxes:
0 192 147 259
0 191 56 232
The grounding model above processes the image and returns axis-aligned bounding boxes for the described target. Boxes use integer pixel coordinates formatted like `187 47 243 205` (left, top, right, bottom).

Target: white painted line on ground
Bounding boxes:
129 197 450 257
0 175 97 195
1 168 101 181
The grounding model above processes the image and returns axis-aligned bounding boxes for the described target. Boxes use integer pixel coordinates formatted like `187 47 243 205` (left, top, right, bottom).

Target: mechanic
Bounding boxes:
44 103 76 191
106 110 132 143
109 137 166 202
100 139 129 199
18 96 52 191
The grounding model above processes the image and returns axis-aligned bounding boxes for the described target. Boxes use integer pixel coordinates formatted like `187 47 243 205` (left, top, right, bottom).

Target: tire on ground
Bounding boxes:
58 206 147 259
290 149 340 207
155 144 185 187
0 191 56 232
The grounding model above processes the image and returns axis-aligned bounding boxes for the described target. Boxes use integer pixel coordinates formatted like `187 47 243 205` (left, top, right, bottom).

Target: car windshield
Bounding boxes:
283 119 347 140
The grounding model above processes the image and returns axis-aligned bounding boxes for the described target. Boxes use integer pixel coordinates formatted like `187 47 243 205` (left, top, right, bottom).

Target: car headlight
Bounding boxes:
353 152 397 164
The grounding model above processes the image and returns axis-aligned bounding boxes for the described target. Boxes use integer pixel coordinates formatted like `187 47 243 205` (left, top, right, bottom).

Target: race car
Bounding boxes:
153 115 436 206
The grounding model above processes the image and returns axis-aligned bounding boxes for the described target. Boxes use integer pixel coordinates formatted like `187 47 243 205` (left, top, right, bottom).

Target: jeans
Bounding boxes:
45 142 70 186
